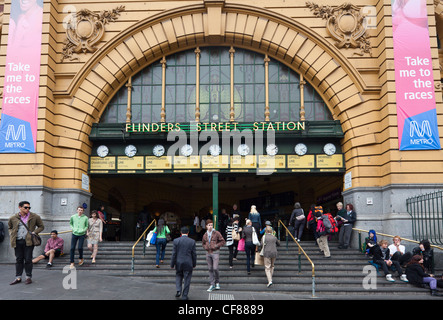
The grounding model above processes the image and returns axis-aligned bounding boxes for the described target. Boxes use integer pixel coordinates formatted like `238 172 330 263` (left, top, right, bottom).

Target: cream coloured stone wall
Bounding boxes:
0 0 441 194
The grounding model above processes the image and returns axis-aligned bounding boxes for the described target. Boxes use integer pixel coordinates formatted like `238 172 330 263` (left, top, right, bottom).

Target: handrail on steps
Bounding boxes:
131 219 157 272
278 220 315 297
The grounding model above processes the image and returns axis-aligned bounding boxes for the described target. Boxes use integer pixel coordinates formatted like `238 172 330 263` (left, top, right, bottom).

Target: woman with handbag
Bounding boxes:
225 217 242 268
152 219 170 268
8 201 44 285
261 226 280 287
288 202 305 242
241 219 257 275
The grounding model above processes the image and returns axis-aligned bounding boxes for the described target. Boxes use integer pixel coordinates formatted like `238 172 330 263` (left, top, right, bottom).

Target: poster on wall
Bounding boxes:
392 0 441 150
0 0 44 153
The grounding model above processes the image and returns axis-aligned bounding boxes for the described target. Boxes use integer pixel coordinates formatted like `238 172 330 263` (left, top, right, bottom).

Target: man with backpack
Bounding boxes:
314 206 336 258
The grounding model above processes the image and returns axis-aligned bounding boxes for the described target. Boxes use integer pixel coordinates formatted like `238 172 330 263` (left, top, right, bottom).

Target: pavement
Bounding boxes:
0 262 441 318
0 263 295 301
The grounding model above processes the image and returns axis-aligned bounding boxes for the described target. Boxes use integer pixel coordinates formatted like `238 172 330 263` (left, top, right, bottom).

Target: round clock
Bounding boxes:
180 144 193 157
266 144 278 156
295 143 307 156
323 143 336 156
237 144 250 156
153 144 165 157
209 144 221 156
97 145 109 158
125 145 137 158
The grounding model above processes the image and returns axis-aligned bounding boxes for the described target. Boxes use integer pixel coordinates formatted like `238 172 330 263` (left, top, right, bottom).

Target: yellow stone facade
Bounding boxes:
0 0 442 245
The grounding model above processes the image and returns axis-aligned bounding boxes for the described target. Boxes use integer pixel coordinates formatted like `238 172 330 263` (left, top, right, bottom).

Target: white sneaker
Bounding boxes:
400 274 409 282
386 274 395 282
207 285 215 292
215 283 220 290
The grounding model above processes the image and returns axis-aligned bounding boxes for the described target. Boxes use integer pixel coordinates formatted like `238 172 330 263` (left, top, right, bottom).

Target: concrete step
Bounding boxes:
33 240 440 298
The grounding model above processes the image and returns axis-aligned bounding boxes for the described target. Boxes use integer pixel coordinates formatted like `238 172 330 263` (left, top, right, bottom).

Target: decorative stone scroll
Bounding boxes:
306 2 371 56
61 5 125 62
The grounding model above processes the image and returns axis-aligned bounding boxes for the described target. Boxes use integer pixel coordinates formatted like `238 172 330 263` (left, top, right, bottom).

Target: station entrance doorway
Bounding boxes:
89 172 344 241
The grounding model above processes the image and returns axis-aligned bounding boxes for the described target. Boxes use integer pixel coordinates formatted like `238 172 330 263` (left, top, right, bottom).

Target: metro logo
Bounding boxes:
400 109 441 150
5 124 26 141
409 120 432 138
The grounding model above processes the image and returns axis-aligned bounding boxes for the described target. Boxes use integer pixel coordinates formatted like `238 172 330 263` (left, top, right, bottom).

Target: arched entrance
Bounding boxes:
64 2 366 240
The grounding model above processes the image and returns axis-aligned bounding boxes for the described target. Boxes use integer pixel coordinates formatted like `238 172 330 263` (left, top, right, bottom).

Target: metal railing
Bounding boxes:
406 190 443 245
278 220 315 297
131 219 157 272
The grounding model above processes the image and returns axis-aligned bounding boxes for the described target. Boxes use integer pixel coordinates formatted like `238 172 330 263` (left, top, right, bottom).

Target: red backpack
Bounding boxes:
316 213 338 234
326 213 338 234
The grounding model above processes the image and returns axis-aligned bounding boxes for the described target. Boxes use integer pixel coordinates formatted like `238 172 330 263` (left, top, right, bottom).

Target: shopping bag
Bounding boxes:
254 251 264 265
146 231 154 247
238 238 245 251
252 227 260 246
150 232 157 245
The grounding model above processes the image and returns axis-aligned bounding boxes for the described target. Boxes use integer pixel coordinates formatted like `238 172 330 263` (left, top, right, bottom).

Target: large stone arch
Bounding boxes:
67 2 366 171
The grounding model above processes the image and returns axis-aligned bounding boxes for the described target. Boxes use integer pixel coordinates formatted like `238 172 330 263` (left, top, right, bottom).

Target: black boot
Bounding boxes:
431 289 443 296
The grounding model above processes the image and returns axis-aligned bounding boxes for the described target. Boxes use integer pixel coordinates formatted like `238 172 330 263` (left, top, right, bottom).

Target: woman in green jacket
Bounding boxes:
153 219 170 267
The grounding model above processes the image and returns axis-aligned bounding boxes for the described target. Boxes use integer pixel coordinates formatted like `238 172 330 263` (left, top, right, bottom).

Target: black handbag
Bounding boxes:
19 217 42 246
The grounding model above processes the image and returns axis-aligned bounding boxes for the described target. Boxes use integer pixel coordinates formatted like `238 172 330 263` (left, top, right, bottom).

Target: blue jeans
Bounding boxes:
70 234 85 263
156 238 167 265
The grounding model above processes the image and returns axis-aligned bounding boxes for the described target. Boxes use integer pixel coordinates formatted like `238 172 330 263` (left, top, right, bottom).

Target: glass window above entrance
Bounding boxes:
100 46 332 124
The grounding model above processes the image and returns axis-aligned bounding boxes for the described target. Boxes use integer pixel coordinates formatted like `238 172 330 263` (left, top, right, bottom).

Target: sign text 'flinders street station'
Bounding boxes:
126 121 306 133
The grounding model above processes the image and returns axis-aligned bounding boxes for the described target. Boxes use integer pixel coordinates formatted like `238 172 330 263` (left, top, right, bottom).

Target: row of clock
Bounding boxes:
96 143 337 158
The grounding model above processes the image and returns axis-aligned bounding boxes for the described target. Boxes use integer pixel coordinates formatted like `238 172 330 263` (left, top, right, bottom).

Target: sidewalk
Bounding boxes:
0 264 295 301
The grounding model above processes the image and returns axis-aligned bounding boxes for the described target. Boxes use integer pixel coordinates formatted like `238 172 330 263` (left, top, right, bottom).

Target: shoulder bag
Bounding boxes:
296 209 305 221
232 225 241 241
19 218 42 246
252 227 260 246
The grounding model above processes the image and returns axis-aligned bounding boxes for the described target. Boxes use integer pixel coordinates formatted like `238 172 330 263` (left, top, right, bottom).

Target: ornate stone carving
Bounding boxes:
306 2 371 56
61 6 125 62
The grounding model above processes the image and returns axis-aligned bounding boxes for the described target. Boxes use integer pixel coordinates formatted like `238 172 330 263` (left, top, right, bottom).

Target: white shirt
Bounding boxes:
388 243 405 256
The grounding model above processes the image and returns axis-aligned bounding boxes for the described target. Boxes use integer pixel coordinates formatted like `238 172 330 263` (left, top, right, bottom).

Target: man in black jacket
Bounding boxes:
372 239 408 283
171 226 197 300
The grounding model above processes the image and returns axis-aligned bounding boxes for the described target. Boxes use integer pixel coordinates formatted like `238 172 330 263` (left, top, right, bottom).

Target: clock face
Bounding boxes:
324 143 336 156
180 144 193 157
237 144 250 156
209 144 221 156
266 144 278 156
153 144 165 157
295 143 307 156
125 145 137 158
97 145 109 158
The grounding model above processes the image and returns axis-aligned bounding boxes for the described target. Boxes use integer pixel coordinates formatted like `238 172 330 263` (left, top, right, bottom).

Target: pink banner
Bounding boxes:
0 0 44 153
392 0 440 150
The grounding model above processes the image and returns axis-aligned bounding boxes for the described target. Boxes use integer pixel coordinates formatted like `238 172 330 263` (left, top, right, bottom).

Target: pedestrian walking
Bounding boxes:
202 219 225 292
153 218 170 268
288 202 305 241
314 206 331 258
8 201 44 285
69 206 89 269
87 210 103 264
241 219 256 275
248 205 262 238
226 217 242 268
171 226 197 300
261 226 280 287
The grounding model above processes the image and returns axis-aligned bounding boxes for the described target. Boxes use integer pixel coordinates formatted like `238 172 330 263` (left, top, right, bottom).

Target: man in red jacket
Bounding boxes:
202 219 225 292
